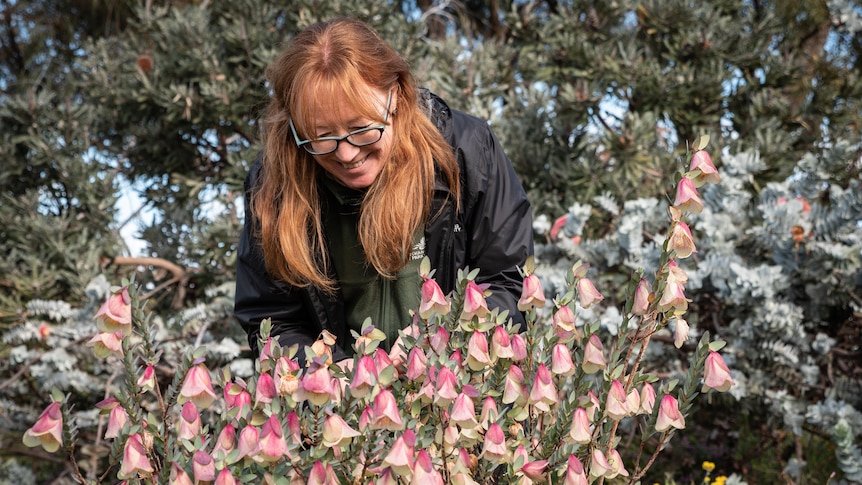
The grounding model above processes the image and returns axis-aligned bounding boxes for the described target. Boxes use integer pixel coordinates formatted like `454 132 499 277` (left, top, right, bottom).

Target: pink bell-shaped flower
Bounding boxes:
689 149 720 186
178 363 217 409
582 334 606 374
518 273 546 311
257 414 288 462
673 177 704 214
481 423 508 463
655 394 686 432
419 277 450 320
94 287 133 337
465 331 492 371
382 430 416 477
631 278 652 316
191 450 215 483
322 413 360 448
605 380 629 421
177 401 202 441
568 407 592 444
117 433 154 480
564 454 588 485
668 221 697 259
703 351 734 392
370 389 405 431
576 278 604 309
22 401 64 452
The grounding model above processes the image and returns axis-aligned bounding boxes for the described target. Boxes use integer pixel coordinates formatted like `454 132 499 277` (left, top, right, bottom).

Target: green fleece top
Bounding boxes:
320 176 423 351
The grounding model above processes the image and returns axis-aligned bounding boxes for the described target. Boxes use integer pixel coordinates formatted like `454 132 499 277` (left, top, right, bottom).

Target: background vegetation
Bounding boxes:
1 0 860 483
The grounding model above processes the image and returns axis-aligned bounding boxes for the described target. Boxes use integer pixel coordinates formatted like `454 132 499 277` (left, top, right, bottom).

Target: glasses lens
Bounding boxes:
347 127 383 146
307 140 337 155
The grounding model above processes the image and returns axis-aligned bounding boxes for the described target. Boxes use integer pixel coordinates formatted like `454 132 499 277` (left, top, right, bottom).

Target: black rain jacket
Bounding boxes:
234 91 533 363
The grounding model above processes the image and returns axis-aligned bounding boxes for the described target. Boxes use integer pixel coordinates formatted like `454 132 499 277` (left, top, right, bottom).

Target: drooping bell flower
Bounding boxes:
105 405 128 439
689 149 720 186
211 424 236 459
465 331 492 371
373 347 396 383
605 380 629 421
349 355 378 399
528 364 558 413
502 364 527 405
673 318 690 348
568 407 592 444
177 401 202 441
461 280 490 322
606 448 630 479
518 274 546 311
552 305 578 341
639 383 656 415
434 367 460 407
655 394 686 432
430 326 450 354
257 414 288 462
370 389 404 431
588 448 612 478
479 397 498 430
666 259 688 284
582 335 606 374
668 221 697 259
419 277 450 319
137 365 156 393
94 287 133 337
450 393 479 430
564 454 588 485
87 331 124 358
254 371 277 406
117 433 154 480
511 333 528 362
703 351 734 392
22 401 63 452
412 449 445 485
178 363 217 409
490 327 514 361
322 413 360 448
298 359 339 406
235 425 259 462
481 423 508 463
631 278 652 316
658 281 689 313
405 346 428 382
576 278 604 309
382 429 415 477
191 450 215 483
551 343 576 376
673 177 703 214
223 382 252 422
513 445 548 482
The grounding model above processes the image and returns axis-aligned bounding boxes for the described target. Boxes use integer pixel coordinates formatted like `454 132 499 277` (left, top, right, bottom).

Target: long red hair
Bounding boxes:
254 18 459 292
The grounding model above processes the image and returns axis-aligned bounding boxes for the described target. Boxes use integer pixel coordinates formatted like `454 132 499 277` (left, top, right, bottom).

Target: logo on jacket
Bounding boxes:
411 236 426 261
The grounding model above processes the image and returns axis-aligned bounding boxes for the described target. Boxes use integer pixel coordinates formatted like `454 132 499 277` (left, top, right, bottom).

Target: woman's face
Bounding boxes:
306 86 396 190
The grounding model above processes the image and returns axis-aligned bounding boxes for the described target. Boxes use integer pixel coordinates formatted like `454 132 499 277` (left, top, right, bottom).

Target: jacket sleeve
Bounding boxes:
456 116 534 329
233 162 351 364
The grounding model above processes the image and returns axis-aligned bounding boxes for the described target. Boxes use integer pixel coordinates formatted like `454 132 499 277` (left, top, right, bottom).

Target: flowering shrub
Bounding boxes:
23 138 732 483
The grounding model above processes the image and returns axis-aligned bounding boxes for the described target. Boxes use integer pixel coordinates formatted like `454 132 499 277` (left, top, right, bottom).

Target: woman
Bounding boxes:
234 18 533 364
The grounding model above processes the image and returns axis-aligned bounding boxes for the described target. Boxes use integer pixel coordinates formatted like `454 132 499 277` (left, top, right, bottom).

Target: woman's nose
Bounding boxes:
334 139 361 161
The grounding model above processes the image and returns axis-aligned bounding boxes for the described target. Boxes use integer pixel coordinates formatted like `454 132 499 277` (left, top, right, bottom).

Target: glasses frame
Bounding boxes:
289 89 393 156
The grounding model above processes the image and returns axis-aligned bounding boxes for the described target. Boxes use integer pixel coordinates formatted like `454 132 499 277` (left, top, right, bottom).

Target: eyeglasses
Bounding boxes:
289 90 393 156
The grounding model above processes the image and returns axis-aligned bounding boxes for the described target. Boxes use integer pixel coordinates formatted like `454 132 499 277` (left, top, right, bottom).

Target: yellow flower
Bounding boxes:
702 461 716 472
714 476 728 485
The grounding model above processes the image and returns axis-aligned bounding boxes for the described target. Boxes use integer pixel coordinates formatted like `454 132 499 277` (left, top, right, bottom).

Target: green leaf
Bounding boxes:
50 387 65 403
708 340 727 352
694 134 710 151
420 256 431 277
